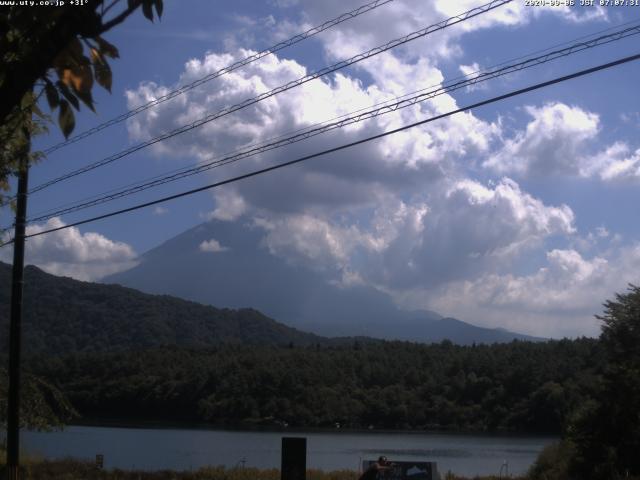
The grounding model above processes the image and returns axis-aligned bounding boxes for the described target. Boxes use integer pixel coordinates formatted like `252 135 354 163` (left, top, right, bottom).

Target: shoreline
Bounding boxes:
0 457 528 480
66 418 559 439
19 425 550 478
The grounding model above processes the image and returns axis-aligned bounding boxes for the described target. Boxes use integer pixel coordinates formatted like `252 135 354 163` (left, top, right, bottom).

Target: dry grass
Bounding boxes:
1 460 361 480
0 450 525 480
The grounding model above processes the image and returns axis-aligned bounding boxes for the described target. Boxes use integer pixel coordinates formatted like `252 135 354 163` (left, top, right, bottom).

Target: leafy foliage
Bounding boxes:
0 0 162 207
0 263 326 354
26 339 603 433
0 458 412 480
0 366 77 431
0 262 608 434
564 285 640 479
527 440 575 480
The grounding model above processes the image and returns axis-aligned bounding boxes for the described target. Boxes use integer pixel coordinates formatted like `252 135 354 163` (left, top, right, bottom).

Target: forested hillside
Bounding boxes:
26 338 603 433
0 263 326 353
104 219 543 344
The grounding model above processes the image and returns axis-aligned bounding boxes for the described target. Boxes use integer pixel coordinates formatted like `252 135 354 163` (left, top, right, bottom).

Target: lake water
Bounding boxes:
22 426 555 477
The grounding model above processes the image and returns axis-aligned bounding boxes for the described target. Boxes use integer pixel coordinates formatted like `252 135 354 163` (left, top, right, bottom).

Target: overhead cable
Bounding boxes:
25 22 640 224
29 0 512 195
42 0 397 154
2 51 635 246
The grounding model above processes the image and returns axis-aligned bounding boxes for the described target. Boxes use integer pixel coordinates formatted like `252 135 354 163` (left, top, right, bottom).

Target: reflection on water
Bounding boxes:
23 426 556 478
354 449 472 458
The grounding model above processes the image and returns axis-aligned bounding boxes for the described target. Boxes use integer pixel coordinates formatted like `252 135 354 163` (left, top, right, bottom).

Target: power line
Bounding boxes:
11 17 640 229
28 16 640 222
29 0 512 195
424 16 640 89
3 51 636 246
25 22 640 224
42 0 397 155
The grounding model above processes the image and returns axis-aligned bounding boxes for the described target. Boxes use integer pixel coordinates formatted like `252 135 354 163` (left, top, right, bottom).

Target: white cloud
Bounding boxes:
205 189 248 221
269 0 299 7
483 103 640 183
251 199 429 278
595 226 609 238
270 0 606 67
231 174 585 338
583 142 640 182
0 218 137 281
153 206 169 215
620 111 640 127
445 178 576 247
121 3 616 338
371 177 576 288
433 0 607 27
421 244 640 338
257 214 355 267
570 225 621 254
126 47 499 217
199 238 229 253
458 62 487 92
484 102 600 176
249 177 574 292
125 43 577 308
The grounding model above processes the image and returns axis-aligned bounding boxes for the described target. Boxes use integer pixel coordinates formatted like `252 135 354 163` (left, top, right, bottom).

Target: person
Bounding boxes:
359 455 394 480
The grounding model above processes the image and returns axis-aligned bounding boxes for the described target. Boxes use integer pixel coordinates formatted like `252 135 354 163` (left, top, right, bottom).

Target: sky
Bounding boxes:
2 0 640 338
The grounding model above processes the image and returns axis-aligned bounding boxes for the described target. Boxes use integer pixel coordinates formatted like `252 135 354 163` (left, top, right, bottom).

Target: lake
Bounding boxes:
22 426 555 477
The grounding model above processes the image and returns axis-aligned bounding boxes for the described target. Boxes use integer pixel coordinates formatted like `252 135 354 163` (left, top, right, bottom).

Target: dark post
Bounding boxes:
281 437 306 480
6 144 30 480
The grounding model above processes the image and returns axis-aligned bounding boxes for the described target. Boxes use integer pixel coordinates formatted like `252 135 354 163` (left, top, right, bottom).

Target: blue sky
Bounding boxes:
3 0 640 337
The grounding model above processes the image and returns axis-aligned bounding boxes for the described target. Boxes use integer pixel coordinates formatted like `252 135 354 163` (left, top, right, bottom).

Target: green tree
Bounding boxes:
0 0 163 206
1 0 164 430
0 367 77 431
568 285 640 479
528 440 575 480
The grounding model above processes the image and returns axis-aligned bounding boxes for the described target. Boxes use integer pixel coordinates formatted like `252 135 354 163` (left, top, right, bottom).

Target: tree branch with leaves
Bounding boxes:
0 0 163 206
0 367 78 431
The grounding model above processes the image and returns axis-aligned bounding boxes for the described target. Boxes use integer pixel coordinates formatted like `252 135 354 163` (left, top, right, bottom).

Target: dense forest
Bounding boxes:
24 338 603 433
0 263 331 353
0 263 534 352
1 262 638 478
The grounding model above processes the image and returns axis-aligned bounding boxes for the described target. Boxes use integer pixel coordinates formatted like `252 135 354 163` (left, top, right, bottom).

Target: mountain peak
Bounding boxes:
0 261 327 355
104 220 543 345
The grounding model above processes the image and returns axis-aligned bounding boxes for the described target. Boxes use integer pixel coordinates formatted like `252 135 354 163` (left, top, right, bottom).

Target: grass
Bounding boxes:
0 446 526 480
1 459 358 480
0 458 529 480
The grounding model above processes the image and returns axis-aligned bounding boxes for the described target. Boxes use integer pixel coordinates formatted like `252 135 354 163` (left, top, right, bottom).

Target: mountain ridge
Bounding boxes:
0 262 334 355
104 219 544 344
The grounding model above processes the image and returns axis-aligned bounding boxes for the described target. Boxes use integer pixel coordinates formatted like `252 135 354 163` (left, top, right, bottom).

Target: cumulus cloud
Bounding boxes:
153 206 169 215
0 218 137 281
583 142 640 182
433 0 606 27
484 102 600 176
473 249 610 312
256 214 358 269
483 103 640 183
247 177 574 293
569 225 622 254
269 0 606 65
124 42 583 337
126 47 499 216
121 2 618 338
422 243 640 337
458 62 487 92
254 199 428 275
440 178 575 253
199 238 229 253
363 177 576 289
204 189 248 221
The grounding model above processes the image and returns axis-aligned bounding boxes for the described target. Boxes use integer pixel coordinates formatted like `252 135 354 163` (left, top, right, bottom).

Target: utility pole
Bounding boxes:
5 126 30 480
